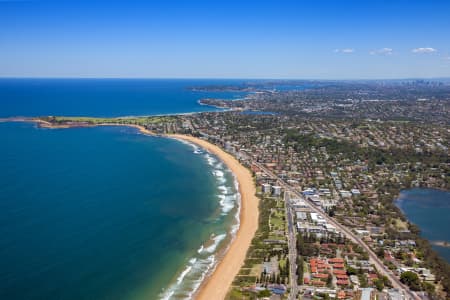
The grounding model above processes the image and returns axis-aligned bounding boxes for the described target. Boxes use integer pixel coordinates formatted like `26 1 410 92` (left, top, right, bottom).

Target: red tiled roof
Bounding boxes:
333 263 345 269
312 280 326 286
333 270 347 275
336 280 350 285
329 258 344 263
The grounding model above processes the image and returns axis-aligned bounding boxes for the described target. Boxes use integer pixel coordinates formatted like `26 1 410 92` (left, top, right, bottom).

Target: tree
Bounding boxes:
381 275 392 288
374 278 384 291
422 282 435 294
400 271 421 291
328 206 336 217
257 289 272 297
346 266 357 275
376 247 385 258
297 256 304 285
327 273 333 287
360 274 368 288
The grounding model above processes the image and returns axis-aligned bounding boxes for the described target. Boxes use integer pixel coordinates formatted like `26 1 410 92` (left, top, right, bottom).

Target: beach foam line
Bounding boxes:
206 156 217 166
160 253 218 300
158 147 239 300
218 194 236 214
212 170 224 178
186 255 216 299
204 233 227 253
168 134 259 300
218 185 228 192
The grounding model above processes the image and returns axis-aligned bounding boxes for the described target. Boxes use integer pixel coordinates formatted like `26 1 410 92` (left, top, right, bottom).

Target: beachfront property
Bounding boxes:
272 185 282 196
120 97 450 299
262 183 272 194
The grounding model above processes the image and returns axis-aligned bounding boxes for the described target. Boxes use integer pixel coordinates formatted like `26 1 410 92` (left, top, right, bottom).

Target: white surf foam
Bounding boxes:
176 265 192 285
204 233 226 253
159 146 243 300
186 255 216 299
218 185 228 193
220 194 236 214
205 154 217 166
212 170 224 177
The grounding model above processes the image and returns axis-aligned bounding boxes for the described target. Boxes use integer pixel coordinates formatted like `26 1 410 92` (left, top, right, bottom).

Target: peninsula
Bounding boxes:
13 78 450 300
17 116 260 299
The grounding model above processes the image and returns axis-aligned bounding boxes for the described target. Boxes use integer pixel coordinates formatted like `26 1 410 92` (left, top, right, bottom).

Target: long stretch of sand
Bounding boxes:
27 118 257 299
170 134 259 300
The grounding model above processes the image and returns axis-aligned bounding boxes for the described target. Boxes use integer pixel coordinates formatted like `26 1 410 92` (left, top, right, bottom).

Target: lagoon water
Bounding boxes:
0 79 242 299
396 188 450 262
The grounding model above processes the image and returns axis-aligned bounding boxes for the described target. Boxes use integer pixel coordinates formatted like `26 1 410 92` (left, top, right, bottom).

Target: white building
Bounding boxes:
296 212 307 221
351 189 361 195
262 183 271 194
339 190 352 198
272 185 282 196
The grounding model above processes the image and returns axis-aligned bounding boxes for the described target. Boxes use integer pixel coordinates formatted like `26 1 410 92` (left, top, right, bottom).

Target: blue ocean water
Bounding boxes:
0 78 247 117
396 188 450 262
0 79 243 299
0 122 239 299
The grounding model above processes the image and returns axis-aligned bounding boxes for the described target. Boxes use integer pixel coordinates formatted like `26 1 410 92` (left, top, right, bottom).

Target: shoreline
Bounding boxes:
16 119 259 299
431 241 450 249
31 119 156 136
5 117 449 297
169 134 259 300
391 187 450 297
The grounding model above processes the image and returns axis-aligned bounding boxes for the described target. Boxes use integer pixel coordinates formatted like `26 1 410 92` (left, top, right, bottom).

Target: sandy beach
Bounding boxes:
170 134 259 300
27 118 257 298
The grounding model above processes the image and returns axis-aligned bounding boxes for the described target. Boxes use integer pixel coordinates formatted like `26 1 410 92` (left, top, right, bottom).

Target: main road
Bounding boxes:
247 157 419 300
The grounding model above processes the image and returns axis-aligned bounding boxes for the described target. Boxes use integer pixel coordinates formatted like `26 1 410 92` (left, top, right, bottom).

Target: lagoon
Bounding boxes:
396 188 450 262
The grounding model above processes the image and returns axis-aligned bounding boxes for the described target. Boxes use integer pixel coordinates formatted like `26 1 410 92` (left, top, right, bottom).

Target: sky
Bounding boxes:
1 0 450 79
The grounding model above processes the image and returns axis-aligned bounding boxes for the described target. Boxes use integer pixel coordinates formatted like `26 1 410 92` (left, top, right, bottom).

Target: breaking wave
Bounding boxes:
159 142 241 300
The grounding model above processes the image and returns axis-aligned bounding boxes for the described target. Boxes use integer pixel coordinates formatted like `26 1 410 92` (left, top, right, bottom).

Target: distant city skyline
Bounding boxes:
1 0 449 79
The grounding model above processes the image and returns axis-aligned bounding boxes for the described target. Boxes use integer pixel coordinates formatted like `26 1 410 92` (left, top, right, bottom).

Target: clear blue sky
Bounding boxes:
1 0 449 79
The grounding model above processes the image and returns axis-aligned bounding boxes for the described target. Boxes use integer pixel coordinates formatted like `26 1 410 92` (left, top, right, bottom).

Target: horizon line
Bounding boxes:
1 76 450 81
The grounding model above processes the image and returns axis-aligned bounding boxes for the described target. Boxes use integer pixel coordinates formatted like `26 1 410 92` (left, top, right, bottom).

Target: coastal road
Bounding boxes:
284 191 298 299
238 150 298 299
248 158 419 300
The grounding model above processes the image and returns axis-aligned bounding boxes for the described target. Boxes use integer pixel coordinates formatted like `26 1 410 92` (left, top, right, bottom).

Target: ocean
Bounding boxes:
396 188 450 262
0 79 243 299
0 78 248 118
